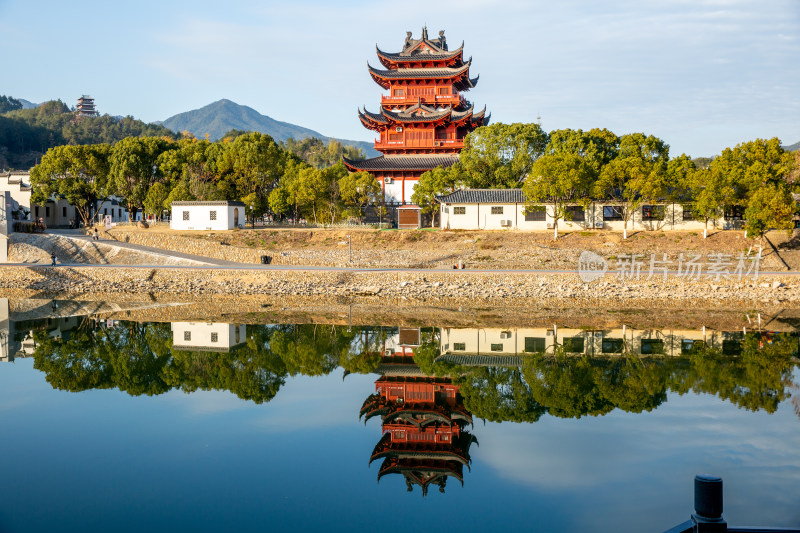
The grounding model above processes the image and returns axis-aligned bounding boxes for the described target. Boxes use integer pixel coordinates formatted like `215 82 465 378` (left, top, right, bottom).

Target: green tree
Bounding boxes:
339 171 381 221
143 182 169 219
460 123 549 188
30 143 112 227
690 167 734 238
411 164 464 227
109 136 174 220
594 133 670 239
744 183 794 244
523 152 593 239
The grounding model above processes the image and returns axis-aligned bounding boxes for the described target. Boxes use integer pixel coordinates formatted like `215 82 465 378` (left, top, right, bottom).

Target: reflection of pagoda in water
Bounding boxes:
360 327 477 495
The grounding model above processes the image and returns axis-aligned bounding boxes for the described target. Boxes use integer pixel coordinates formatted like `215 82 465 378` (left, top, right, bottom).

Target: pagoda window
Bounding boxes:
437 87 450 95
393 88 404 97
435 129 451 140
389 133 402 142
408 86 435 97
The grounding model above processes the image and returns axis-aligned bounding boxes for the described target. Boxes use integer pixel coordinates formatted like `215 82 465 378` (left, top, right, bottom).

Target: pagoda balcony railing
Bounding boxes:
374 140 463 150
381 95 465 107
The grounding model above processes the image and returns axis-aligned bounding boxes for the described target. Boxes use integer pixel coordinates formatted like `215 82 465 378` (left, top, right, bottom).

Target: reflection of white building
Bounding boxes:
171 322 246 352
0 298 9 362
438 327 750 362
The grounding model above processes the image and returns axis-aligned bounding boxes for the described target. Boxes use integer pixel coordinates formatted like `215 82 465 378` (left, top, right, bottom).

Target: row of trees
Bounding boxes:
32 318 798 416
412 124 799 240
32 321 388 403
30 132 375 227
413 329 799 421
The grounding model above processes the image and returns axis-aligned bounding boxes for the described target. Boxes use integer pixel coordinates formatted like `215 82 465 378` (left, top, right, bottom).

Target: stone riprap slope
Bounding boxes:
0 266 797 308
96 226 794 271
8 233 214 266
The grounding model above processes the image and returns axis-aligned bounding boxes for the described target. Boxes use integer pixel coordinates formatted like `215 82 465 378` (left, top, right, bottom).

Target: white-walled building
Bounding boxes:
170 201 246 231
436 189 740 232
171 322 246 352
438 326 745 360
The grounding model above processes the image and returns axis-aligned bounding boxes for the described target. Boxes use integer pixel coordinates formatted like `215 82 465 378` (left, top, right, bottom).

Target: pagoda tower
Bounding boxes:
343 28 489 217
360 328 477 496
76 95 99 117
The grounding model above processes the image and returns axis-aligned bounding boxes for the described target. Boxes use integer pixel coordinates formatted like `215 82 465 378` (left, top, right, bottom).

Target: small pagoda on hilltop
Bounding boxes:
343 27 488 227
76 95 99 117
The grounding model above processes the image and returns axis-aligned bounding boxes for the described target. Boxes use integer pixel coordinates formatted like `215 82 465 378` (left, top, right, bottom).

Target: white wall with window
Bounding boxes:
170 201 246 231
171 322 246 352
438 189 726 232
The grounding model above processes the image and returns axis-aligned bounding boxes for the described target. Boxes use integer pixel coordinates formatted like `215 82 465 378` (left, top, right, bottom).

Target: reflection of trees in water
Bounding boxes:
32 321 385 403
413 329 799 422
30 320 799 415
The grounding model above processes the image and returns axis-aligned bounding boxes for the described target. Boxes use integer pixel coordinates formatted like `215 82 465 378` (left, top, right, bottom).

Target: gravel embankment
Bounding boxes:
1 266 797 308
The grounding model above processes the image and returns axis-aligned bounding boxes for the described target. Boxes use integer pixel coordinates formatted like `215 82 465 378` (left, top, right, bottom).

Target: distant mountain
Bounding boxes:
161 99 378 157
18 99 38 109
783 141 799 152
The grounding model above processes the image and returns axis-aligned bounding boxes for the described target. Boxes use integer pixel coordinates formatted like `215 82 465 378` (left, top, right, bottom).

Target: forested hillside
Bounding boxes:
0 97 176 169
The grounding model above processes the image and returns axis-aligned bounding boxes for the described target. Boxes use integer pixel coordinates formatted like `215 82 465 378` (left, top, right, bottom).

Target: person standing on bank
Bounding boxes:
51 252 57 266
93 228 99 241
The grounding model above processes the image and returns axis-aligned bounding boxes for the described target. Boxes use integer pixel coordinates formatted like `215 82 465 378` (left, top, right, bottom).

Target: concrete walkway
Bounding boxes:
48 229 246 267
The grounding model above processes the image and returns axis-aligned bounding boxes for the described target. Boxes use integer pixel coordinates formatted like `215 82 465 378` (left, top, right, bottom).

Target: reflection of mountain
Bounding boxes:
360 328 477 495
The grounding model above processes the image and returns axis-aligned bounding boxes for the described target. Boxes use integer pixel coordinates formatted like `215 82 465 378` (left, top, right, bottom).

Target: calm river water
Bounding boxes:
1 298 798 532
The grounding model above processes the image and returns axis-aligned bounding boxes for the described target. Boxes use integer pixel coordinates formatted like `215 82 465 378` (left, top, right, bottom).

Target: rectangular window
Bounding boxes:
524 337 546 353
490 343 503 352
566 205 585 222
453 343 466 351
35 206 39 217
393 89 403 96
46 206 51 217
491 206 503 215
183 331 191 341
437 87 450 95
453 206 466 215
681 340 705 354
722 340 742 355
62 207 67 217
524 206 546 221
183 211 190 221
435 129 450 140
682 204 696 221
603 206 623 221
563 337 585 353
641 205 665 221
724 205 745 220
640 339 664 355
602 338 624 353
118 209 122 218
210 332 218 343
389 133 402 142
103 208 107 216
209 210 217 221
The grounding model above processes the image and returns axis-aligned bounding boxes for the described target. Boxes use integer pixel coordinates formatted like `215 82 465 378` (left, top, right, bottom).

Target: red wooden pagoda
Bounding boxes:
360 329 476 496
343 27 489 222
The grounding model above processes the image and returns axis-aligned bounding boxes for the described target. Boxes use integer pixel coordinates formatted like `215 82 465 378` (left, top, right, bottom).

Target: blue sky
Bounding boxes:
1 0 798 156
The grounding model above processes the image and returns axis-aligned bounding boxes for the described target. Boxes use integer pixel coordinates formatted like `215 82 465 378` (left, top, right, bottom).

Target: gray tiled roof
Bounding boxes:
171 201 246 207
368 61 471 81
377 43 464 62
343 155 459 172
436 189 525 204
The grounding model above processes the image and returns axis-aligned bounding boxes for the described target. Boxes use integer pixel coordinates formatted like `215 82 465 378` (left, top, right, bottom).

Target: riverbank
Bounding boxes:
4 291 796 331
1 265 798 309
